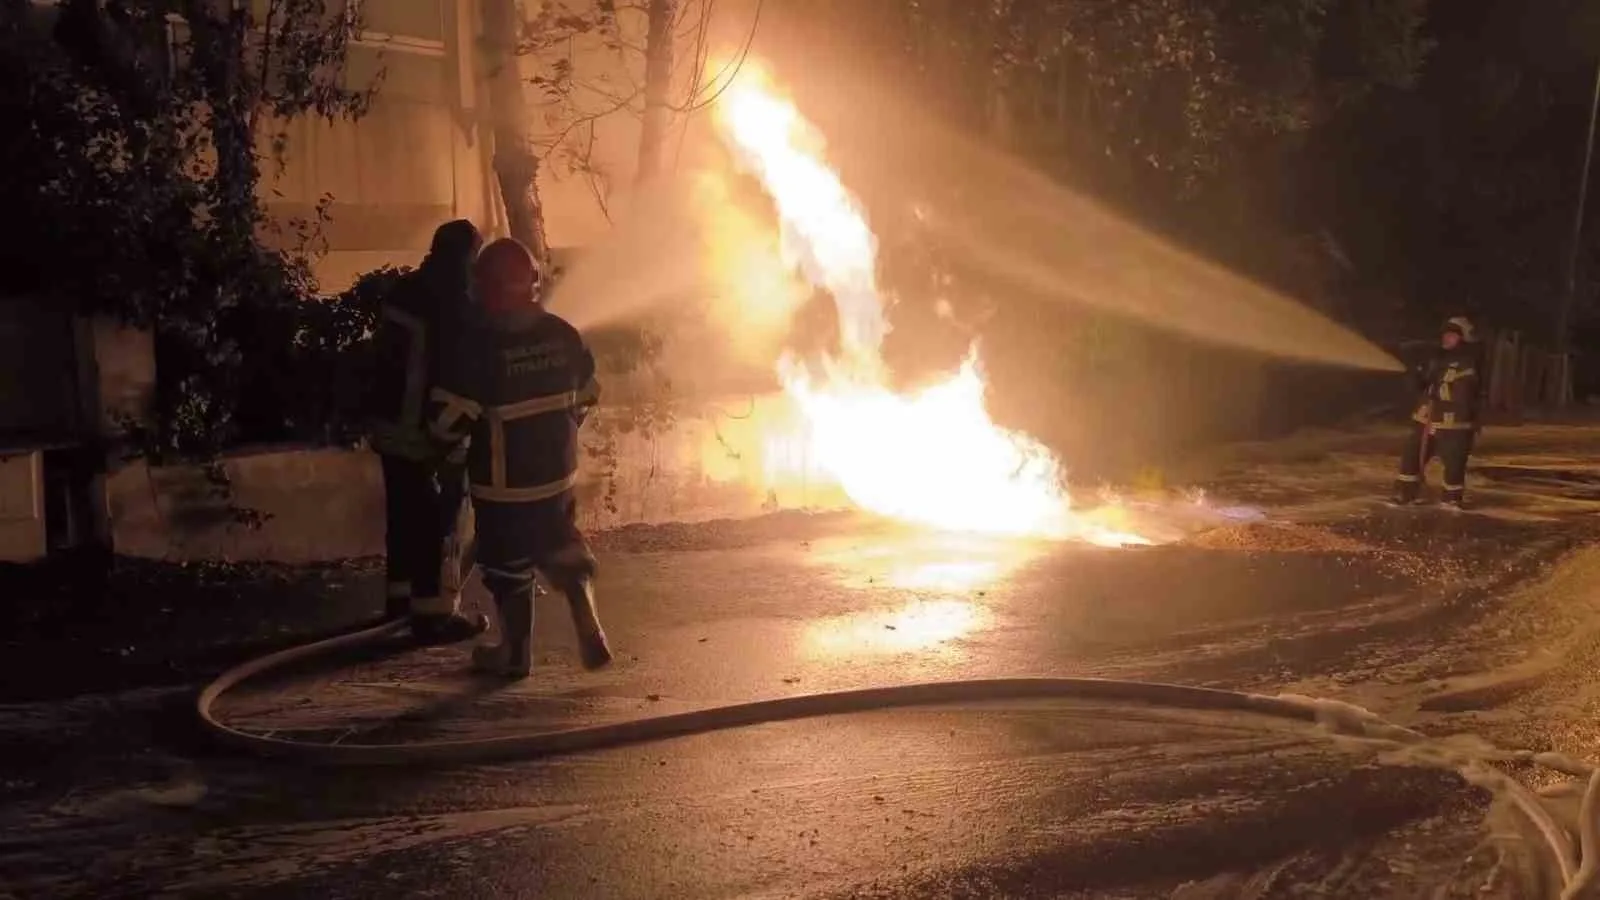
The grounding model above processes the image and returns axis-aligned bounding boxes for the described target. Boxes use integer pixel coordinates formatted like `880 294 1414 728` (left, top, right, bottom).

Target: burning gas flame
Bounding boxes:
713 68 1147 547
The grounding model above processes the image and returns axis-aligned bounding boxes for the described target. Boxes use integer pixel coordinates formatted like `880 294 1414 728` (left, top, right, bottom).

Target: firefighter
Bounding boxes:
1392 316 1482 508
426 238 613 678
366 219 488 643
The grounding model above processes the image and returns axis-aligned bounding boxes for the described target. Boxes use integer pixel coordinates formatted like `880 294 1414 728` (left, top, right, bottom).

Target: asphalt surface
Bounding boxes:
7 426 1600 898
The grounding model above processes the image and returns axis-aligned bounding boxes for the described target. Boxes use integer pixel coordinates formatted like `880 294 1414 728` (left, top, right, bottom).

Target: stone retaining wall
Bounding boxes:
104 393 840 562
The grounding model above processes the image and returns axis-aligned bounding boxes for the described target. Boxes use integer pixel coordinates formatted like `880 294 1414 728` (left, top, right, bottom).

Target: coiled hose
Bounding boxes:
196 617 1600 897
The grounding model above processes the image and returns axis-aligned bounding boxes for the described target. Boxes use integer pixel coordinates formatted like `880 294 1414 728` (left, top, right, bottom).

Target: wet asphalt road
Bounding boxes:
4 498 1595 899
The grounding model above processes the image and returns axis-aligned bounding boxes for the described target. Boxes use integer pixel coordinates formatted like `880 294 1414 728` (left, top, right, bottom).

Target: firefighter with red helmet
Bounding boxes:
1392 316 1483 509
366 219 488 643
427 238 613 677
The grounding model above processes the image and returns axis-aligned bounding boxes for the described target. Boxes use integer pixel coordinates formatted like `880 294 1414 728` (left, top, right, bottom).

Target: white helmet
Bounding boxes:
1444 316 1477 342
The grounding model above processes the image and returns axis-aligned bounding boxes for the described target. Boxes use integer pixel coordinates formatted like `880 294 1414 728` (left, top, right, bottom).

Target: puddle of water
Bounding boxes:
803 530 1049 594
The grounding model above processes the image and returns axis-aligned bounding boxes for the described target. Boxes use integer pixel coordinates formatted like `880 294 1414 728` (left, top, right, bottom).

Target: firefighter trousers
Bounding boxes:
1395 425 1474 504
474 492 609 669
379 453 445 618
438 461 474 590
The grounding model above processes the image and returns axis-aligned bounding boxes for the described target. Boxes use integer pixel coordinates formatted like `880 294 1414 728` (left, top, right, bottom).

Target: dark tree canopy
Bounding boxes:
775 0 1596 346
0 0 377 459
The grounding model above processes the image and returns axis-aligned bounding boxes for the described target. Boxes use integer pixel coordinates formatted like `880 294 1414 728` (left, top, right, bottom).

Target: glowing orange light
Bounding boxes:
711 65 1148 547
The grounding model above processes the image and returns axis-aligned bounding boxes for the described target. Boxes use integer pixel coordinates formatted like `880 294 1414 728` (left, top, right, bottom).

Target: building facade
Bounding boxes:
261 0 501 289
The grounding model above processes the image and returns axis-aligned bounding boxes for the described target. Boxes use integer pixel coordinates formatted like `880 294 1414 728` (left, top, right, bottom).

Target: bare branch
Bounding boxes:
535 83 645 153
580 119 613 223
671 0 761 115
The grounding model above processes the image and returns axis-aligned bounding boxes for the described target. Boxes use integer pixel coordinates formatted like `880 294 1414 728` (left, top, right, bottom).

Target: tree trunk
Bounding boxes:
481 0 550 263
635 0 678 187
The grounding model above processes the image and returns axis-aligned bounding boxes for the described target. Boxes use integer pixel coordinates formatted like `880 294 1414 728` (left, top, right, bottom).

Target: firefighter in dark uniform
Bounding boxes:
366 219 488 642
427 238 613 678
1392 316 1482 509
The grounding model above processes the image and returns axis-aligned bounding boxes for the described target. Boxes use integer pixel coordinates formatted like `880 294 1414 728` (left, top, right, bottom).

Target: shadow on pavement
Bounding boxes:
0 555 386 703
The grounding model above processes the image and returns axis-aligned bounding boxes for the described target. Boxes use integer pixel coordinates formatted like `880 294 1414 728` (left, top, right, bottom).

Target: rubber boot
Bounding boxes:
561 576 613 670
438 536 474 618
440 494 477 600
472 588 533 679
384 581 411 621
449 533 478 597
1389 479 1419 507
411 606 490 645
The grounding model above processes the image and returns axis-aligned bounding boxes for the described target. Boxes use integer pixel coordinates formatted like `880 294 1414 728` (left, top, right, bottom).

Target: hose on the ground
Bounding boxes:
195 618 1600 896
195 618 1364 766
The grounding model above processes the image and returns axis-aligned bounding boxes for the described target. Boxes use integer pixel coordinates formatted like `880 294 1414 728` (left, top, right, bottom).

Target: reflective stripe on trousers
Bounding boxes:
470 471 579 503
480 563 538 584
410 593 462 616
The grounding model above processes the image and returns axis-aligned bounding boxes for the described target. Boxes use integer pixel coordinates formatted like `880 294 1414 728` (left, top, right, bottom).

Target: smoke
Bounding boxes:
545 179 708 332
547 172 809 373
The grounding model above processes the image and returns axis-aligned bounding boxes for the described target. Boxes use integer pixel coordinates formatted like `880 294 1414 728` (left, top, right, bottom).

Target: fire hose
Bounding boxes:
196 618 1600 898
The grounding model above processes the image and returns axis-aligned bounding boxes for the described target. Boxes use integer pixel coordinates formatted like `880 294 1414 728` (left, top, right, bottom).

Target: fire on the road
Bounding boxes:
711 67 1148 547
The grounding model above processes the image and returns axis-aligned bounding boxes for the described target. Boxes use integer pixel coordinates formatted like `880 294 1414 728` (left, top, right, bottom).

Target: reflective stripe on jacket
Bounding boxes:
427 307 598 502
1411 346 1482 430
366 270 466 460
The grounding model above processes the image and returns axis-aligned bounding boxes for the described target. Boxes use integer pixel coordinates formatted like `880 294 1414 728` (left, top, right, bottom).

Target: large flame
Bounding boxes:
712 69 1147 547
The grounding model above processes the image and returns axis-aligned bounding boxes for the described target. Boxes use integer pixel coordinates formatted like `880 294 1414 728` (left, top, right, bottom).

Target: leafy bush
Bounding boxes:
281 266 407 445
0 1 372 463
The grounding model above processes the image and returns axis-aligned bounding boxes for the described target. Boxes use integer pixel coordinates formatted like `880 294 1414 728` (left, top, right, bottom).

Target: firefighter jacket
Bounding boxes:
425 306 598 504
1410 344 1481 430
365 268 469 460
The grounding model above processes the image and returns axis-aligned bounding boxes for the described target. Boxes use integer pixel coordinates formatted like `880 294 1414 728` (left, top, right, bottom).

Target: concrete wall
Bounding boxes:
106 445 386 563
102 391 837 562
0 309 151 562
0 451 46 563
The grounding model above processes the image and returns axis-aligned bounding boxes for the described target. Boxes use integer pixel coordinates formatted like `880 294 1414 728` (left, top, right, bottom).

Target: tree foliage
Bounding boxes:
885 0 1433 218
1347 0 1600 336
0 0 375 460
816 0 1600 344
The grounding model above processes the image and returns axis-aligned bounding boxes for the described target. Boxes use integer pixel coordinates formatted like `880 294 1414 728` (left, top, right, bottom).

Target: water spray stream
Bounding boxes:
544 179 710 330
773 71 1402 374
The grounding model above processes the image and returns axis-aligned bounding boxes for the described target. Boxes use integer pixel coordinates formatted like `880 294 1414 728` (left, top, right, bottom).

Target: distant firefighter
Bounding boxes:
1391 316 1482 509
365 219 489 643
427 237 613 678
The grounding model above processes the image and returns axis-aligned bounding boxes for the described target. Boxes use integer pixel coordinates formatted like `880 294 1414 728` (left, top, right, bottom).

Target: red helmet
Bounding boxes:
474 238 541 311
